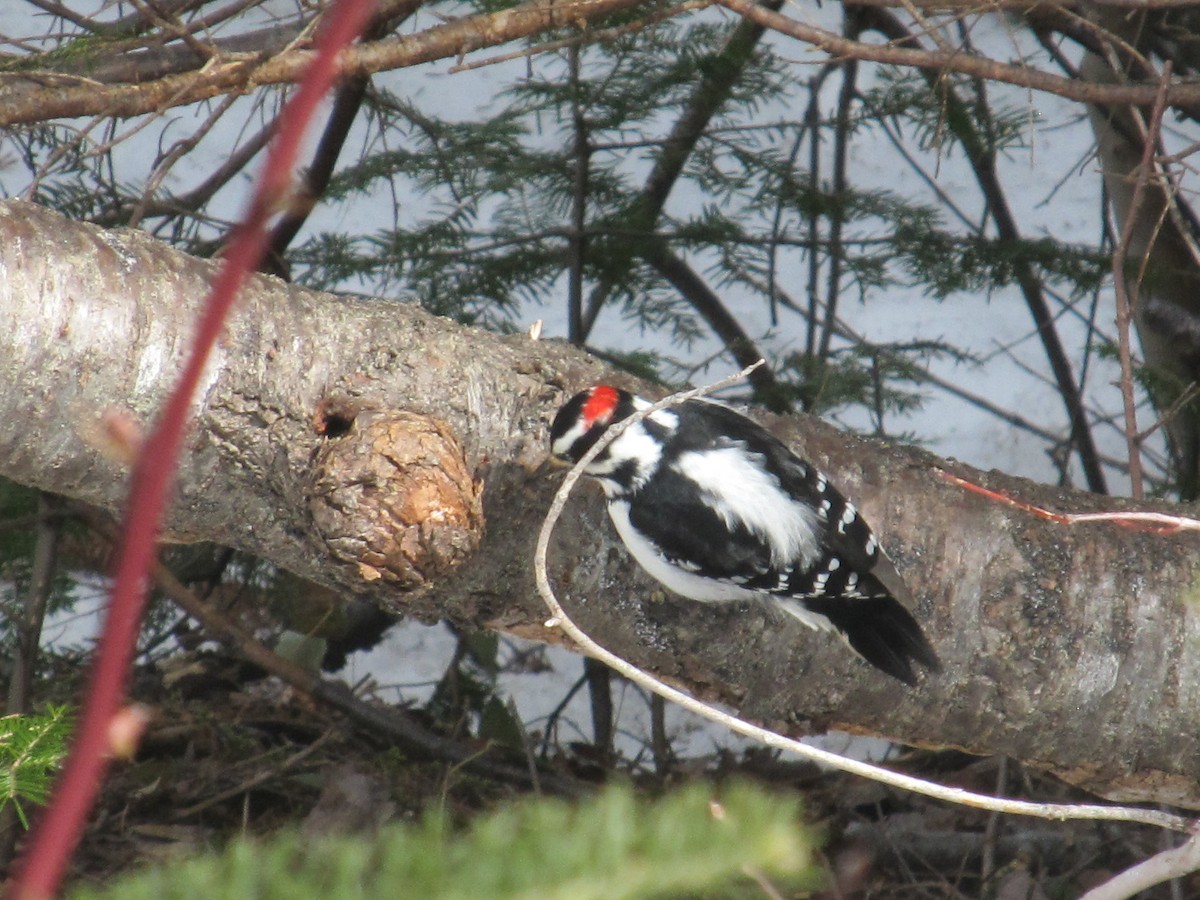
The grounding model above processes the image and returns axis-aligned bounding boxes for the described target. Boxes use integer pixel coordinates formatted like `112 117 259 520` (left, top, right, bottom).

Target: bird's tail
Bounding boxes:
780 596 941 686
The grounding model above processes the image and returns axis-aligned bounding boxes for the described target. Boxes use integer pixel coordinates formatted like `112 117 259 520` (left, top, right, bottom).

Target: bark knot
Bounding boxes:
307 408 484 589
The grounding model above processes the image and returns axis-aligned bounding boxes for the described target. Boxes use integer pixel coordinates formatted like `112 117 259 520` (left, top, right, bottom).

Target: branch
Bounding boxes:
1111 62 1173 500
817 13 859 365
12 0 1200 128
644 241 790 411
1082 831 1200 900
4 495 63 717
0 0 648 127
7 201 1200 806
715 0 1200 114
567 44 588 346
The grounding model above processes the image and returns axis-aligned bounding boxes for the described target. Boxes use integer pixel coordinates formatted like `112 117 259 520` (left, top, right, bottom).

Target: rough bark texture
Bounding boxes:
308 408 484 589
3 200 1200 808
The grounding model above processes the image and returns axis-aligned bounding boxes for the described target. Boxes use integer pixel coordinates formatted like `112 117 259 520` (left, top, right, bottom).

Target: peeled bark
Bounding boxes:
3 200 1200 808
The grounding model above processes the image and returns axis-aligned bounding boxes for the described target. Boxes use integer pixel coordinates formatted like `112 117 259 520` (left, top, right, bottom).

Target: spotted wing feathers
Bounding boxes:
554 388 940 684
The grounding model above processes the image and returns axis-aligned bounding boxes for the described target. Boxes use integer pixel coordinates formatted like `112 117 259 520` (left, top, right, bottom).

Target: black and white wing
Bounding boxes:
649 399 940 684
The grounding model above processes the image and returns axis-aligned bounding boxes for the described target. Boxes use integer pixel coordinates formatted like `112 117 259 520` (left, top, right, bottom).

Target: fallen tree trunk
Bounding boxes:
3 199 1199 807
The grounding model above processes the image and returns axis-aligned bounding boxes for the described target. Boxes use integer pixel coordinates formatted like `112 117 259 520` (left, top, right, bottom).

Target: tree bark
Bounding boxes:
3 200 1200 809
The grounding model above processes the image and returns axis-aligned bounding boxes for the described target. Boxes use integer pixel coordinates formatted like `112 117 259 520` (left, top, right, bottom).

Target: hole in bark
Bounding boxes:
314 398 358 438
322 414 355 438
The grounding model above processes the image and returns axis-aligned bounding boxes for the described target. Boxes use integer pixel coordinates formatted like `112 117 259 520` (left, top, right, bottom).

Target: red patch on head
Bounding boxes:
582 385 620 427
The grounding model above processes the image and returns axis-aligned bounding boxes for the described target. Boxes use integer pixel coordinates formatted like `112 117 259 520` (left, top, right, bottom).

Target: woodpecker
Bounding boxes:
549 385 939 685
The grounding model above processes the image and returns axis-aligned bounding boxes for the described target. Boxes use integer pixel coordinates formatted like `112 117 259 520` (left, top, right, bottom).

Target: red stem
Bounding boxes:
6 3 376 896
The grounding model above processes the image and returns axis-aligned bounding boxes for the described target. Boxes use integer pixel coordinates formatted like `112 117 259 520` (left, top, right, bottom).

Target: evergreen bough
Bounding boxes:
70 781 816 899
0 705 73 828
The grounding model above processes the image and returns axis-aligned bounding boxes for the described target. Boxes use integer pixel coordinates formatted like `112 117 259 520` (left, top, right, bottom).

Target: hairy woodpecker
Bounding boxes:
549 385 940 685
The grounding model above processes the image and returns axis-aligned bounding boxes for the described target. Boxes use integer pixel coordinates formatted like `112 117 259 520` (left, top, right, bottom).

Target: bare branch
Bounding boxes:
645 242 790 410
1082 831 1200 900
717 0 1200 114
1112 62 1174 499
0 0 646 127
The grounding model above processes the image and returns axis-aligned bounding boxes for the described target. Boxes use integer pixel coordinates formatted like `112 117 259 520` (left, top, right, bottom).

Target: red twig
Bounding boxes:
937 468 1200 535
5 3 377 897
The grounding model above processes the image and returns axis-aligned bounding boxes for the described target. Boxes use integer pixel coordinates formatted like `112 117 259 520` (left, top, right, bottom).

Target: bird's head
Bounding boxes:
549 385 670 496
549 385 634 463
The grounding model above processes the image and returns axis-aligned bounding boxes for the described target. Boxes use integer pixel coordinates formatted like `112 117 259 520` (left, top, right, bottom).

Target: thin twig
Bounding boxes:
5 495 64 715
817 20 858 365
567 42 588 346
646 245 788 411
137 541 588 797
1111 61 1173 500
127 91 241 228
172 731 336 820
766 67 831 328
804 87 821 363
1138 383 1200 445
897 0 955 55
980 756 1008 892
938 468 1200 533
535 362 1195 834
